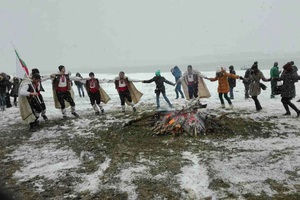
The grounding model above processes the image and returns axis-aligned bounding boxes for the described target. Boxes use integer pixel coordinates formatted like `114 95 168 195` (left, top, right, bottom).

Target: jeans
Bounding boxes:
175 83 184 99
156 92 172 108
219 93 232 105
0 92 6 109
229 87 234 99
270 79 277 96
76 85 85 97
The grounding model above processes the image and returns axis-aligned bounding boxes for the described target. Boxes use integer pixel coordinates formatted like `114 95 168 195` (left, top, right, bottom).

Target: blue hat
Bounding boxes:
155 70 161 76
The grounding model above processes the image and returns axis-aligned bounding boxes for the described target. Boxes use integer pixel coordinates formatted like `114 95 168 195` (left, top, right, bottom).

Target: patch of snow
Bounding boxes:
176 151 214 199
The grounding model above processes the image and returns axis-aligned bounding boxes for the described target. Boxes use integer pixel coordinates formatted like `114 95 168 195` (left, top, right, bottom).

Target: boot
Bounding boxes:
71 106 79 117
29 122 37 132
130 102 137 112
41 110 48 120
220 104 225 109
93 104 99 114
287 102 300 117
254 99 262 111
62 108 67 119
97 104 104 114
122 105 125 112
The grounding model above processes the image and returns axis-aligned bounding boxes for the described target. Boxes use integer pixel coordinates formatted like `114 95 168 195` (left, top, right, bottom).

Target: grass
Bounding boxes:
0 108 299 199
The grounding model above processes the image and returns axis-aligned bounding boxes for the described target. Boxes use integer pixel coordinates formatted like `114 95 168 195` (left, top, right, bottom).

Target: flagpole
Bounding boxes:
11 42 42 104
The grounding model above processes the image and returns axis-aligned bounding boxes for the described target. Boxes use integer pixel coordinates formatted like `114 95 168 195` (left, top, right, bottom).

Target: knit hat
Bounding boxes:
155 70 161 76
216 66 222 72
89 72 95 77
32 68 40 75
58 65 65 72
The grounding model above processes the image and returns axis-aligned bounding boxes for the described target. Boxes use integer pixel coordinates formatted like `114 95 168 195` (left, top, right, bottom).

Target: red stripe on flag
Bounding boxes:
15 50 29 76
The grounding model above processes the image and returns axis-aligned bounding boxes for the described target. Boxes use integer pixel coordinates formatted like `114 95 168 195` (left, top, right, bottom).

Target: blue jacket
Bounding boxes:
171 66 182 81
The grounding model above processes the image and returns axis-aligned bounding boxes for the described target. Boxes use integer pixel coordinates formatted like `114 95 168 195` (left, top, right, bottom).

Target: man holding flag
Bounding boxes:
13 46 49 129
19 73 43 131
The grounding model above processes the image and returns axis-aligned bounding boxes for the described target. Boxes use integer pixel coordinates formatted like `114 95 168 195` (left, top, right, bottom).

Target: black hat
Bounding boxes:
32 68 40 75
32 73 41 80
229 65 234 69
58 65 65 72
89 72 95 77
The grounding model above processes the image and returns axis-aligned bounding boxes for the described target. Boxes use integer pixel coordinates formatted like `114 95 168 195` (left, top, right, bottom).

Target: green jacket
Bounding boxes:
270 66 280 78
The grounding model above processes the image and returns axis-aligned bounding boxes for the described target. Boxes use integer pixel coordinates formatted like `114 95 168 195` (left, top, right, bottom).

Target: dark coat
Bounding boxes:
0 73 10 94
280 69 299 98
143 76 174 93
10 77 20 96
75 73 83 86
243 69 251 84
228 69 236 87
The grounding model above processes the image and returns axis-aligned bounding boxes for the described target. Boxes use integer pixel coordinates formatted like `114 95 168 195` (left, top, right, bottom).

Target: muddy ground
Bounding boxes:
0 106 299 200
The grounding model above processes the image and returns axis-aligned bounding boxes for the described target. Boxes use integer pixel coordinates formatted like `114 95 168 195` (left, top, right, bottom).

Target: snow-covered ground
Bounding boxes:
1 69 300 199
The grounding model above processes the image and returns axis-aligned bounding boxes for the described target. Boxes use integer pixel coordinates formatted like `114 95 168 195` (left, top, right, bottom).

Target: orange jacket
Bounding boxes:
209 71 239 93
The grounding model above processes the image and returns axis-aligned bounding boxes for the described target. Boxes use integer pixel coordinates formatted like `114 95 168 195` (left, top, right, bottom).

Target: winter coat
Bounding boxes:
0 73 10 94
243 69 251 84
209 71 239 93
270 66 280 78
10 77 20 96
249 70 269 96
74 73 83 86
143 76 174 93
171 66 182 82
280 69 299 98
228 69 236 88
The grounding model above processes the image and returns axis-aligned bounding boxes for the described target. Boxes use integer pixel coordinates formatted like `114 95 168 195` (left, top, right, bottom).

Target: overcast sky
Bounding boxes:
1 0 300 74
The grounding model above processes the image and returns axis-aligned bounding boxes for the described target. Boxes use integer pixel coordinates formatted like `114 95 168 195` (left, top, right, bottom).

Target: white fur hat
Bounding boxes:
216 66 226 72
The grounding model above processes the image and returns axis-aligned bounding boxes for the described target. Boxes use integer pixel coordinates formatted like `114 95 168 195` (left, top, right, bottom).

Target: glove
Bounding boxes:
239 76 244 80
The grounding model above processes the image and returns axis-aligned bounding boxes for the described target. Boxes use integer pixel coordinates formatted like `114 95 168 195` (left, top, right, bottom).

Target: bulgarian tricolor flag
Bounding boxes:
14 49 30 78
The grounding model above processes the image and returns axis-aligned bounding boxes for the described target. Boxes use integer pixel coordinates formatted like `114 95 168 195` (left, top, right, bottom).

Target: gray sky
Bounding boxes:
1 0 300 74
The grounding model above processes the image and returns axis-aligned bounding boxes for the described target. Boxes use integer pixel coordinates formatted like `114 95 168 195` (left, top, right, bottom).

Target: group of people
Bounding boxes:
0 73 21 111
1 61 300 131
238 61 300 115
14 64 212 131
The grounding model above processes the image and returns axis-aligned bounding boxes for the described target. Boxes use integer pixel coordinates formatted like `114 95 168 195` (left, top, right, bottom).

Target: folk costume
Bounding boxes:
179 65 211 100
114 71 142 112
51 65 78 118
19 74 43 131
85 72 110 115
